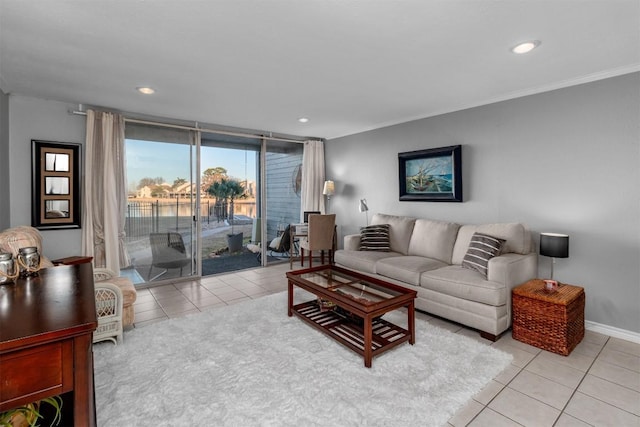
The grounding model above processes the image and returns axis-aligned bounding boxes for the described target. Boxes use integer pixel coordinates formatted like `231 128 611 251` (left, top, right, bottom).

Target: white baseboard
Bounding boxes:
586 320 640 344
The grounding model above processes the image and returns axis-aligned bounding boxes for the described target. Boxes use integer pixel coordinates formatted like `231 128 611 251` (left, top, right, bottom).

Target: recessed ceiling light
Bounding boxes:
136 86 155 95
511 40 541 54
298 117 309 123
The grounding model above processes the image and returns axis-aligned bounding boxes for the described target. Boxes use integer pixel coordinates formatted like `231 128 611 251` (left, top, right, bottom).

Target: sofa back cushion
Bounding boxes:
451 222 532 265
371 213 416 255
408 219 460 264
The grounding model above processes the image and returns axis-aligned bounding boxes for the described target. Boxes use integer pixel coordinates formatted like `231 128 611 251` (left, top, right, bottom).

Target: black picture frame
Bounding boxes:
398 145 462 202
32 140 81 229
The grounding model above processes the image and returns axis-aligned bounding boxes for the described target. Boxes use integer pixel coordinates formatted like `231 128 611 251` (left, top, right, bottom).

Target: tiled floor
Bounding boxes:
130 262 640 426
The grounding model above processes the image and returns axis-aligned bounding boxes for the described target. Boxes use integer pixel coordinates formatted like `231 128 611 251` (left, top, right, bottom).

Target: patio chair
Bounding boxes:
148 232 191 281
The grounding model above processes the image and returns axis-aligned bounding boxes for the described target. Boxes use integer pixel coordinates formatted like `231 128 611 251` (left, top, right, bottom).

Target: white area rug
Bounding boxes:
94 291 512 427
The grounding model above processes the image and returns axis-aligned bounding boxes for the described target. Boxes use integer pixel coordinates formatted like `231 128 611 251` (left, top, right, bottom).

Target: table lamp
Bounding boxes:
540 232 569 280
358 198 369 226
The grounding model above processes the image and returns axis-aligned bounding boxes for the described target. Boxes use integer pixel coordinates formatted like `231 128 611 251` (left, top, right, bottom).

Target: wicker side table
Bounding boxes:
512 279 585 356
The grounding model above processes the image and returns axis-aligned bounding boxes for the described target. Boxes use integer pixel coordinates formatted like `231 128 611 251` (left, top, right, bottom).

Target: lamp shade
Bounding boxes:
322 180 335 196
540 233 569 258
358 198 369 212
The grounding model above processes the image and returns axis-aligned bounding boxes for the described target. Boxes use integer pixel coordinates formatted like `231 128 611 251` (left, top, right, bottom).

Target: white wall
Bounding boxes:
326 73 640 334
8 95 86 259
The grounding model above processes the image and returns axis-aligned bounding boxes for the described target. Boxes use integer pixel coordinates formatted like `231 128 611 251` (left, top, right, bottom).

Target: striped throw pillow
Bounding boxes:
461 232 505 278
359 224 391 251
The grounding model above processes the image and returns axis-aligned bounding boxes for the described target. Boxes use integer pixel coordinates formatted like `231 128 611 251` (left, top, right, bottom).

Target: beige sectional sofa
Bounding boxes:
334 213 537 340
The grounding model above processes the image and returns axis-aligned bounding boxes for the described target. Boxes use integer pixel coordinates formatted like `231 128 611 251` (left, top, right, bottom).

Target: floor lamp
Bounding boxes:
323 180 335 212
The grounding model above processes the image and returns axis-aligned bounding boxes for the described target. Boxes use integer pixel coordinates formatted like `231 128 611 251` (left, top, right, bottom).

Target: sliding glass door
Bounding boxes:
123 124 197 284
263 140 303 265
199 133 260 276
123 121 305 283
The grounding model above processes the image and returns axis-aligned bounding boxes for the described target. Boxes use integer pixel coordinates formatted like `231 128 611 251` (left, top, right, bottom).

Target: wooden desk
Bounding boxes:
0 263 98 426
51 256 94 266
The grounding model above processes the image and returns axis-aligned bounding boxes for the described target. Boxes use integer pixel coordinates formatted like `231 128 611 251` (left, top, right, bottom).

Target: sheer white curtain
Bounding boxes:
81 110 130 272
300 140 325 219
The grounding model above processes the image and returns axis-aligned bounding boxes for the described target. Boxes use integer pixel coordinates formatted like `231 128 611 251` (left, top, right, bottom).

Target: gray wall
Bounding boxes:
7 95 85 259
326 73 640 334
0 89 9 230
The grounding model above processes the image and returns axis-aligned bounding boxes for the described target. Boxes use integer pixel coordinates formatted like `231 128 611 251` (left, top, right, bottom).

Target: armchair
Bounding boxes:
0 226 137 327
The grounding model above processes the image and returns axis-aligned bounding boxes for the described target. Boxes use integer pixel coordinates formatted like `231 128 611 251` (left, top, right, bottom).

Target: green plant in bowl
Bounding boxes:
0 396 63 427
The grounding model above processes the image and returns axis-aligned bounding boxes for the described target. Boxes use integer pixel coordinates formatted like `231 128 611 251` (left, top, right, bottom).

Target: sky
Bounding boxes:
125 139 257 190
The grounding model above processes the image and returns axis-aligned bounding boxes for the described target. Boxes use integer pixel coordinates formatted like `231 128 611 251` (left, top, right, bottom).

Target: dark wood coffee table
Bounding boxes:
287 265 417 367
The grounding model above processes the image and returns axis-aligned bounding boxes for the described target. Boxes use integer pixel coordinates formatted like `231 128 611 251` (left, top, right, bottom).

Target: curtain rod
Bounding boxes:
70 109 311 144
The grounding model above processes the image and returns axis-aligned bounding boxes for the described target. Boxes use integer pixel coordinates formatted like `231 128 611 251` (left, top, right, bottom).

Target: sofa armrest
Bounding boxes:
487 252 538 289
344 234 361 251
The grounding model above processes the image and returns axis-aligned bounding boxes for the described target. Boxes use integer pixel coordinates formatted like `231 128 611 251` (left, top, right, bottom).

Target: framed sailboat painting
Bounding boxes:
398 145 462 202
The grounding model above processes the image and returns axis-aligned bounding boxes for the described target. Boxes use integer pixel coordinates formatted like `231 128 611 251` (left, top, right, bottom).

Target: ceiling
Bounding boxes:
1 1 638 140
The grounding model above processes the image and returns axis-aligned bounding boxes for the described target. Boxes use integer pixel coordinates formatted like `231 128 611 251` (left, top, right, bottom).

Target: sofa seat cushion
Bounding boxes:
376 256 448 286
334 250 402 274
420 265 507 306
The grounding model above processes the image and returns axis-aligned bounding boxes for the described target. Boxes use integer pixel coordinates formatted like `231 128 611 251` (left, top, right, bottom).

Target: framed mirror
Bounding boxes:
32 140 81 229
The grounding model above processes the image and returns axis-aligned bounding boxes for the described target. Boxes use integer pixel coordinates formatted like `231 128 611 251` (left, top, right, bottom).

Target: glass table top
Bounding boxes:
295 268 403 305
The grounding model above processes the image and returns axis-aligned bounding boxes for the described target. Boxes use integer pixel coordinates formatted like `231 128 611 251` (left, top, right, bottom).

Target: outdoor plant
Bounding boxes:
207 177 247 236
0 396 63 427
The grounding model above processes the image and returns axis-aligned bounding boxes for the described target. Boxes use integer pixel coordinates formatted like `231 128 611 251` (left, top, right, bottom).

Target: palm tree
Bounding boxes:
207 178 247 234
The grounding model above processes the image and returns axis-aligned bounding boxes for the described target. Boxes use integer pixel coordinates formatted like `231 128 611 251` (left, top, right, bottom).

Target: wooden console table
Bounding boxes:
0 263 98 426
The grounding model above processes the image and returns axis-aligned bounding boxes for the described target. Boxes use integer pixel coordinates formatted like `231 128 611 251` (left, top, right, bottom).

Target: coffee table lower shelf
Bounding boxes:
292 300 411 364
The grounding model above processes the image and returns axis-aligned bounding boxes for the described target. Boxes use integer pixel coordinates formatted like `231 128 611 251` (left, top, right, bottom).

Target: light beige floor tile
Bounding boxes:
237 284 268 296
225 296 251 305
488 387 560 426
606 337 640 356
202 283 235 294
589 358 640 392
134 308 168 323
525 357 586 389
213 289 247 301
133 300 162 313
155 294 190 306
468 408 522 426
199 302 228 311
598 347 640 373
133 293 155 304
554 413 592 427
508 370 574 410
564 391 640 426
499 334 543 355
167 308 200 319
572 339 606 358
578 374 640 415
133 317 169 328
191 295 224 308
535 350 595 372
448 399 484 427
582 329 609 346
473 380 505 405
179 287 215 301
151 290 185 302
494 364 522 385
160 300 198 315
491 341 537 368
148 284 179 294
